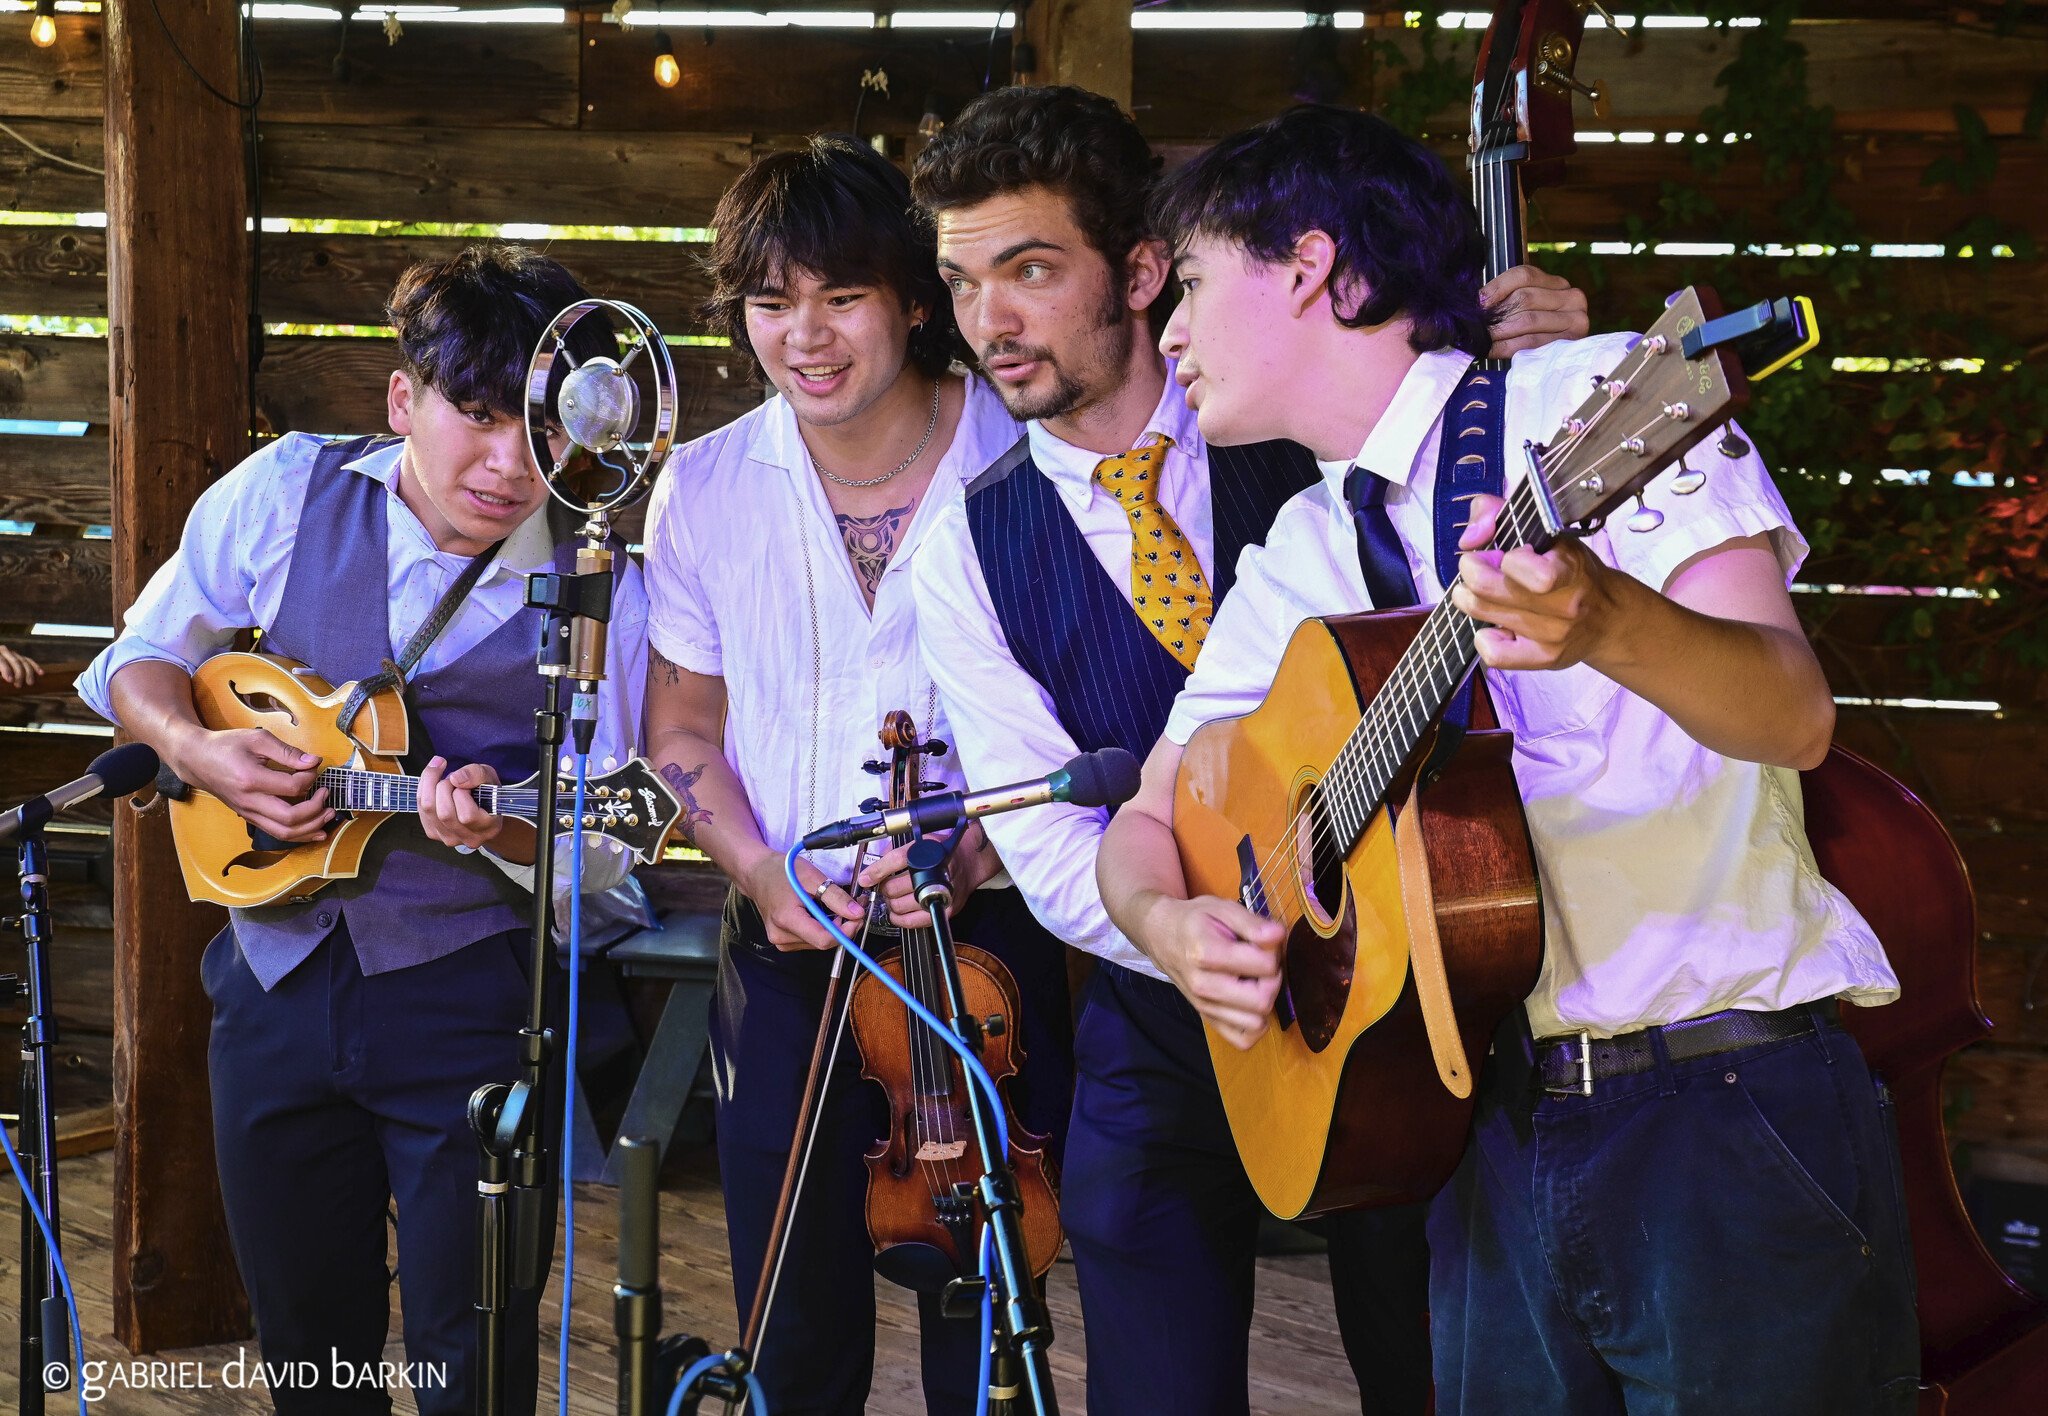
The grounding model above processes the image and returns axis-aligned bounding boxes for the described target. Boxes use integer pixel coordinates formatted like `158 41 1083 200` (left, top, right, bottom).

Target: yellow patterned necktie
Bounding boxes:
1092 434 1213 671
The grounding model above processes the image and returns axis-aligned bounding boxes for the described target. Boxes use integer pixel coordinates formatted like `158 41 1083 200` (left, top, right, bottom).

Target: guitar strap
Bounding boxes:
1417 356 1508 785
1395 763 1474 1099
333 538 506 751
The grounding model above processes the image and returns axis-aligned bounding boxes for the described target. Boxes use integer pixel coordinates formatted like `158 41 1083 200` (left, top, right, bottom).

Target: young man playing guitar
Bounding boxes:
909 86 1587 1415
638 135 1072 1416
76 245 648 1415
1097 105 1918 1414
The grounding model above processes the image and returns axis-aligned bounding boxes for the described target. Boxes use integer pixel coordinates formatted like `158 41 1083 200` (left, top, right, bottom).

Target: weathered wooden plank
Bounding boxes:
0 14 100 120
1830 708 2048 832
0 729 96 809
257 230 715 331
255 18 580 129
581 19 1011 135
1522 136 2047 245
1947 1046 2048 1153
0 333 106 422
1979 939 2048 1050
0 117 103 213
103 0 250 1353
1957 828 2048 942
0 535 111 624
1023 0 1133 109
252 337 759 440
260 123 758 227
0 333 758 444
0 222 106 316
1355 20 2048 140
0 431 111 523
1802 596 2048 715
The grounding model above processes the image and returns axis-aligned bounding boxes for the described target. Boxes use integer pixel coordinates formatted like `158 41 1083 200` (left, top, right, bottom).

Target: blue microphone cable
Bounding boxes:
0 1112 87 1416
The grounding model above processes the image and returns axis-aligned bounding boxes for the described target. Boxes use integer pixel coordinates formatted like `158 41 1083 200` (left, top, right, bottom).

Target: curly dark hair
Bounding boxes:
385 242 608 417
700 135 959 383
1151 106 1494 356
910 85 1162 301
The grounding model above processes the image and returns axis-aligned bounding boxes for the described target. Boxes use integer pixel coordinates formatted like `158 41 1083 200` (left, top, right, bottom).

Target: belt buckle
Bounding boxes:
1544 1029 1595 1098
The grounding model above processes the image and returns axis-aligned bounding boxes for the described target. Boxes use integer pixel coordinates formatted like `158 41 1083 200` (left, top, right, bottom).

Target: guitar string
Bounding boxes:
1240 345 1679 911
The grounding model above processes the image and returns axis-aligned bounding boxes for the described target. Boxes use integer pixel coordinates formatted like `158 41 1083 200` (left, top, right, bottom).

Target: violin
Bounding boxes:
848 710 1063 1293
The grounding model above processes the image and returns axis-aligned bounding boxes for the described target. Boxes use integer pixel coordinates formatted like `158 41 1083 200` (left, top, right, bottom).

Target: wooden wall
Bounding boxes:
0 0 2041 1251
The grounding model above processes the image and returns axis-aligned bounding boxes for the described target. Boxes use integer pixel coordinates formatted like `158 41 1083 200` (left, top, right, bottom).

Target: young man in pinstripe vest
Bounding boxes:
908 87 1588 1415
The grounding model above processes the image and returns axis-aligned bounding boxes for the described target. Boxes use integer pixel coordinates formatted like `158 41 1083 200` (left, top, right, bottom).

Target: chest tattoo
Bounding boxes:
837 498 917 599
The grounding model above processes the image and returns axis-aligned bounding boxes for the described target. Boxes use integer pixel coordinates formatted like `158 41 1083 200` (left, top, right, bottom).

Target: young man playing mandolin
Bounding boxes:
637 135 1073 1416
1097 105 1917 1414
909 86 1588 1416
77 245 647 1416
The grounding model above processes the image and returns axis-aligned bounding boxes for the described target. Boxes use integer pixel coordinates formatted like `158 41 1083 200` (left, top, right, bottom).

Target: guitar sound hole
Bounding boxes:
1296 785 1346 929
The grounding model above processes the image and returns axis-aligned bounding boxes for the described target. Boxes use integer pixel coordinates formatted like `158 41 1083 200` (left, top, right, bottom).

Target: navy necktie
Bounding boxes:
1343 466 1419 610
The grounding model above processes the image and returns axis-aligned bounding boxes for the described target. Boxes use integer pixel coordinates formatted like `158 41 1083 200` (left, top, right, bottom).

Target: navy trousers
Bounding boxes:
1061 961 1432 1416
1429 1010 1921 1415
205 921 548 1416
712 885 1074 1416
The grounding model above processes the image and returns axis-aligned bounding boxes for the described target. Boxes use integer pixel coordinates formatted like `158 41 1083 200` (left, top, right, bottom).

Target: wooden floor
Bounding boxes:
0 1148 1365 1415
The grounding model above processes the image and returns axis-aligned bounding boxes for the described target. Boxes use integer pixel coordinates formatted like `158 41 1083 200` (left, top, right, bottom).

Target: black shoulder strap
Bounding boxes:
334 538 506 739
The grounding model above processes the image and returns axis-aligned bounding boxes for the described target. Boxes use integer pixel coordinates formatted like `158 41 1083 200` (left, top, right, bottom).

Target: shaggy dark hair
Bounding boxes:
701 134 959 382
910 85 1162 301
1151 106 1494 356
385 242 609 417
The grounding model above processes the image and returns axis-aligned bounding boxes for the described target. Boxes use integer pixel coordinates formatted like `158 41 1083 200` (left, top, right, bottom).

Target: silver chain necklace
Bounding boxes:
806 381 941 489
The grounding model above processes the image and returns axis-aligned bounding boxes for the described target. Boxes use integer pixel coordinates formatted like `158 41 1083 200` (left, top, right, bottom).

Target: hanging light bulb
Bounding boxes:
29 0 58 48
652 29 680 88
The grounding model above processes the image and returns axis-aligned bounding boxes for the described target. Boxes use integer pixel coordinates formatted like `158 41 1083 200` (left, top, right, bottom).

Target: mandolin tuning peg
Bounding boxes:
1670 462 1707 495
1717 429 1750 460
1626 496 1664 533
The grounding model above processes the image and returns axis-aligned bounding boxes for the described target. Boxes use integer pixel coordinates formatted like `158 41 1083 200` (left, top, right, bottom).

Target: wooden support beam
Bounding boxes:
102 0 248 1355
1018 0 1132 109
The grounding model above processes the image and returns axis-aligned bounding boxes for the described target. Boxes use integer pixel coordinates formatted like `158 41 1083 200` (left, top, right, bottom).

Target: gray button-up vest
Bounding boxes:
229 435 590 989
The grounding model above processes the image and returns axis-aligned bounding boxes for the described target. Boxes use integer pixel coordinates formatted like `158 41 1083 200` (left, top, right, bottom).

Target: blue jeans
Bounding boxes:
1429 1011 1920 1416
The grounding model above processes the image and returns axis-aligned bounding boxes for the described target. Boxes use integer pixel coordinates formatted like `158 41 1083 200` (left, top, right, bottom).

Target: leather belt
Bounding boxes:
1535 999 1840 1097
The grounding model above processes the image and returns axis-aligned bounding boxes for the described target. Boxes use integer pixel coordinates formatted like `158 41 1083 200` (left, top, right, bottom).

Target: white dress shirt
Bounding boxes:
1165 336 1900 1038
915 368 1211 981
78 431 646 900
643 377 1025 882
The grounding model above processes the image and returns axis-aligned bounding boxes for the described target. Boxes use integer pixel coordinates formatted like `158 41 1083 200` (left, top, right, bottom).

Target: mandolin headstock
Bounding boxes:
569 759 685 863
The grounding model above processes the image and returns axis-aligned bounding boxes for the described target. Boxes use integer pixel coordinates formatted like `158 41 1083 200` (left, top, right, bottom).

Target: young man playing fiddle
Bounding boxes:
78 245 648 1415
909 85 1588 1416
1097 104 1918 1414
638 134 1072 1416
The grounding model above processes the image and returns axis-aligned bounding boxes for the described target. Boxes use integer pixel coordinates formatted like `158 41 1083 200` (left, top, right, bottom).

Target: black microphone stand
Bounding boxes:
9 826 72 1415
911 833 1059 1416
470 526 615 1416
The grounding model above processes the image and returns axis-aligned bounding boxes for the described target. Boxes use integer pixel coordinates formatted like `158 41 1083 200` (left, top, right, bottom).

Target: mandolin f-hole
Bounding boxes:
227 680 300 726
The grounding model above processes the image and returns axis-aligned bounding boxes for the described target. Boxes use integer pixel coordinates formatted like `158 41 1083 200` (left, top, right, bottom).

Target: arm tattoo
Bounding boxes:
650 645 683 688
837 498 917 598
659 761 715 846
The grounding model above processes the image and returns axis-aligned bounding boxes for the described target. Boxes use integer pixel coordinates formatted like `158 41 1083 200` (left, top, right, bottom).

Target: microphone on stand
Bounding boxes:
0 742 160 842
800 747 1143 852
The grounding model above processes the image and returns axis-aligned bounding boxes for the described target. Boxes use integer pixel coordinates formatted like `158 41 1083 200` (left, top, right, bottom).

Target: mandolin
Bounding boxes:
1173 287 1817 1220
849 710 1062 1291
165 651 681 908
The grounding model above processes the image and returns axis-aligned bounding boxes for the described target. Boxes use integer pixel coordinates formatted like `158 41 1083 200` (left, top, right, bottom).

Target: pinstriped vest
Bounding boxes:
963 436 1320 762
228 436 593 990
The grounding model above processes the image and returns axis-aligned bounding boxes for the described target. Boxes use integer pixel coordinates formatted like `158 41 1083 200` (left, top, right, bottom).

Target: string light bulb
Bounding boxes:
29 0 57 48
652 29 680 88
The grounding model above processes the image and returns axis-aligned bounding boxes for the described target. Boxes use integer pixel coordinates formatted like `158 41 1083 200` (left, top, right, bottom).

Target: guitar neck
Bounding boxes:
318 767 542 820
1321 477 1548 849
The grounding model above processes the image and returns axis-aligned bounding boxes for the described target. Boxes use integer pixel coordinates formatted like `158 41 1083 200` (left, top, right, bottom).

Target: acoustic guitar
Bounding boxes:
1173 287 1817 1220
165 651 682 908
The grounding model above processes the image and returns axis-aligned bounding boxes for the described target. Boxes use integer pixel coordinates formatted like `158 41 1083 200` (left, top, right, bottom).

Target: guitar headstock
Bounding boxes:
1470 0 1602 190
583 759 686 863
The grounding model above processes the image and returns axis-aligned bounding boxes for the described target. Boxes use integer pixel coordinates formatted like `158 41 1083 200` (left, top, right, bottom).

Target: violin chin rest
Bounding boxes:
872 1241 959 1295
